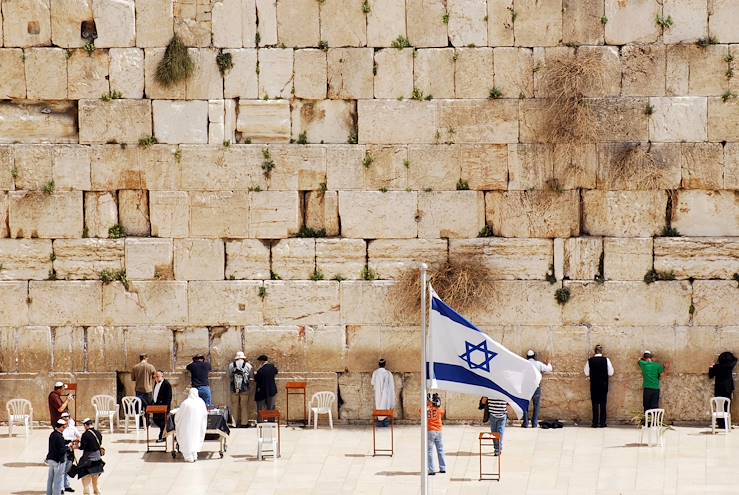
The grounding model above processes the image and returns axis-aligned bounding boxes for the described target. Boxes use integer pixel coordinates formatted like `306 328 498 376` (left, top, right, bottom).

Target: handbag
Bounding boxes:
67 462 79 478
478 397 490 423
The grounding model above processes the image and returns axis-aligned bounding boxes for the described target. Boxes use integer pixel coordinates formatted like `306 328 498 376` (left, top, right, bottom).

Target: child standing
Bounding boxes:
427 393 447 476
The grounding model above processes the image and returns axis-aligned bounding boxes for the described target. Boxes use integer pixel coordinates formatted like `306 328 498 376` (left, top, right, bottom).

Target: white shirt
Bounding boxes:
153 381 162 403
584 354 615 377
62 419 81 441
528 358 553 374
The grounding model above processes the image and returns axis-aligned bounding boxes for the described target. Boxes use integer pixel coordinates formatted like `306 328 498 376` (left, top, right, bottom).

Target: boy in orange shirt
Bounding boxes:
427 393 447 476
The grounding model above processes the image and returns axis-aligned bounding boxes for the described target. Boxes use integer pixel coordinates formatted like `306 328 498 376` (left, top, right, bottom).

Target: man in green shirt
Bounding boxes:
639 351 666 411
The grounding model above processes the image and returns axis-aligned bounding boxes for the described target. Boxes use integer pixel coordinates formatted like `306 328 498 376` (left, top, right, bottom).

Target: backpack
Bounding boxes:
230 361 251 393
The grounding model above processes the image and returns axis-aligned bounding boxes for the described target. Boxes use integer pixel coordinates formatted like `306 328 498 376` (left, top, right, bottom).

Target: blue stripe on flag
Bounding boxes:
430 362 530 413
431 295 481 333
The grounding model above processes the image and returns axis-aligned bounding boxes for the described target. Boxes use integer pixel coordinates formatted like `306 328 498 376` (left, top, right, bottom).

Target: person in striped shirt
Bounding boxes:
480 396 508 455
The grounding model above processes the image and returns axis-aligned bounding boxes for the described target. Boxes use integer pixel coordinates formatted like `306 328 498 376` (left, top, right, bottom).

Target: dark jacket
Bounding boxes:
254 362 279 401
588 356 610 401
186 360 211 387
709 352 738 398
77 428 104 478
154 379 173 409
46 429 67 463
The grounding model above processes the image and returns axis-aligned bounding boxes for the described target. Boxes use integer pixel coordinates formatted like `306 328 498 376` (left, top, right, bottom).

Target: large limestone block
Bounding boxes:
413 48 455 99
136 0 174 47
358 100 436 144
263 281 339 325
118 190 149 237
366 0 406 46
406 0 447 47
144 48 222 100
316 239 366 281
0 239 52 280
242 326 310 370
0 101 77 144
293 49 326 99
208 326 244 369
84 191 117 238
709 0 739 43
2 0 51 46
121 326 173 370
92 0 135 47
276 0 319 47
603 237 653 281
663 0 707 43
438 100 519 144
327 48 373 99
190 280 263 325
621 45 666 97
0 281 29 326
0 146 12 190
346 325 420 373
514 0 562 47
54 239 124 279
680 143 724 190
582 191 666 237
189 191 249 238
465 281 563 326
152 100 208 145
692 281 738 326
671 190 739 236
449 238 552 280
179 145 264 191
0 49 27 99
406 145 460 191
91 145 178 190
417 191 485 239
29 281 102 325
485 191 580 238
509 143 597 190
84 326 123 371
255 0 277 46
447 0 487 47
325 145 365 190
25 48 67 99
460 144 508 190
101 281 188 325
363 144 408 190
487 0 514 46
708 97 739 141
368 239 448 279
12 145 53 190
604 0 659 44
212 0 245 47
319 0 366 47
340 280 414 325
338 371 402 420
0 193 7 238
666 45 728 96
455 48 494 99
649 97 707 142
67 50 109 99
305 190 340 236
17 326 52 372
142 47 185 99
236 100 291 143
248 191 300 238
338 191 417 239
655 237 739 279
373 48 413 99
10 145 89 191
9 191 83 239
493 47 534 99
78 99 152 144
726 143 739 190
564 237 602 281
291 100 355 144
125 238 172 280
266 145 326 190
563 281 692 326
225 240 270 279
109 48 144 98
51 326 85 371
596 143 680 190
562 0 604 45
271 238 316 280
223 49 258 98
257 48 293 99
149 191 188 239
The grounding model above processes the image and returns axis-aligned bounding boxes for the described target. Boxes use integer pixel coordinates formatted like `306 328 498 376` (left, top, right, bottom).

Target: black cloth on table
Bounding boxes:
166 408 231 439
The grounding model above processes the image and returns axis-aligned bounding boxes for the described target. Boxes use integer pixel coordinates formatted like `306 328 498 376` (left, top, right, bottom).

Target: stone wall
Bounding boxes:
0 0 737 425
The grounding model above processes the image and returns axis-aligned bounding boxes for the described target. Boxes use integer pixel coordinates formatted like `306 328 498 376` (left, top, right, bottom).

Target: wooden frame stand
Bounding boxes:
479 432 501 481
145 405 169 453
285 382 308 427
372 409 394 456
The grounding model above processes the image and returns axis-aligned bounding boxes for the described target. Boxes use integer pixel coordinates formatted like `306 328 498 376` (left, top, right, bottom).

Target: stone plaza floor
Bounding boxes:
1 423 737 494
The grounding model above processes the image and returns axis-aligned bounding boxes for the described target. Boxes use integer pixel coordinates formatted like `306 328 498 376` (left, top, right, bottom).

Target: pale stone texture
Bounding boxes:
603 237 653 281
583 191 666 237
340 280 414 325
366 0 406 47
268 145 326 190
305 191 340 237
406 145 460 191
25 48 67 100
327 48 373 99
465 281 563 326
189 281 262 325
225 240 270 280
291 100 355 144
413 49 455 99
67 50 109 100
438 100 519 144
255 0 277 46
487 0 514 46
596 143 680 191
655 237 739 279
125 238 173 280
417 191 485 239
101 281 188 325
709 0 739 43
663 0 708 44
212 0 246 47
485 191 579 238
12 145 92 191
345 326 420 372
316 239 366 281
562 0 604 45
50 0 92 48
358 100 437 144
604 0 660 44
666 45 729 96
449 238 552 280
78 99 152 145
0 101 78 144
271 238 316 280
338 191 417 239
650 97 708 142
510 143 597 190
258 48 293 99
84 191 117 238
263 281 339 325
117 190 149 237
9 191 83 239
174 238 225 280
0 49 25 99
447 0 487 47
680 143 724 190
54 239 123 280
726 143 739 190
0 281 29 326
708 97 739 141
622 45 666 97
29 281 102 326
92 145 178 191
368 239 448 279
236 100 291 143
363 144 407 190
276 0 319 47
319 0 366 47
189 191 249 238
153 100 209 144
514 0 562 47
460 144 508 190
136 0 174 47
564 237 602 280
406 0 447 47
0 239 52 280
249 191 300 238
692 281 738 326
494 47 534 98
671 190 739 236
2 0 51 46
109 48 144 99
92 0 135 47
325 145 364 190
374 48 413 99
454 48 493 99
178 146 263 191
293 49 326 99
223 49 258 98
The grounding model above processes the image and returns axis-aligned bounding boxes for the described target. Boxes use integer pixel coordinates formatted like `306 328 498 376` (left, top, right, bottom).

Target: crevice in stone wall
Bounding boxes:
82 326 89 372
578 188 586 235
665 189 676 230
171 328 177 372
50 326 56 371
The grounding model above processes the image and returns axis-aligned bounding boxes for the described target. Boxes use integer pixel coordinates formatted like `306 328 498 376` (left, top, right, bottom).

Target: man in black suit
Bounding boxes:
584 345 615 428
151 370 172 442
254 355 279 418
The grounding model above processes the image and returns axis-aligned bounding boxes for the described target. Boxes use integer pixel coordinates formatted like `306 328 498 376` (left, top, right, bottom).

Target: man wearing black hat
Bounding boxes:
46 419 69 495
584 344 615 428
254 355 278 417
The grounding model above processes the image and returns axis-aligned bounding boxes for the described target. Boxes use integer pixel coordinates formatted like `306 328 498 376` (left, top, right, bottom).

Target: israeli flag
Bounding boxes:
427 287 541 419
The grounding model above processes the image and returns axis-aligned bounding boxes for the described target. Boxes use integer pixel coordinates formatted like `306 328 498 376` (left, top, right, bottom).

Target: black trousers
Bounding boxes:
591 399 607 427
643 388 660 411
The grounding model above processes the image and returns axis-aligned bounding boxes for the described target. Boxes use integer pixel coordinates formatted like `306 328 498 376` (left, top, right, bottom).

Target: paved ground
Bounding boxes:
1 422 736 494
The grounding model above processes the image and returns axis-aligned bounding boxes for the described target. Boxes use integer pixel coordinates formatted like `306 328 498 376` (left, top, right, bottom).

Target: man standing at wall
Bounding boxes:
523 349 553 428
48 382 73 427
229 351 253 427
254 355 278 417
131 354 156 422
584 345 614 428
639 351 666 411
371 359 395 427
186 354 213 407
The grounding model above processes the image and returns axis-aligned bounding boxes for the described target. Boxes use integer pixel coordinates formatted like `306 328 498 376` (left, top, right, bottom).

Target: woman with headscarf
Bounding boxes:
709 351 738 428
76 418 105 495
175 388 208 462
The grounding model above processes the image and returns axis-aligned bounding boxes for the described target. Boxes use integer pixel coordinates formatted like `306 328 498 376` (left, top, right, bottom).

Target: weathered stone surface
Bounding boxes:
254 0 277 46
406 145 460 191
460 144 508 190
368 239 448 279
149 191 189 238
50 0 92 47
223 49 258 98
0 239 52 280
486 191 580 238
51 326 85 371
17 326 52 372
101 281 187 325
493 47 534 98
25 48 67 100
2 0 51 46
621 44 666 97
271 238 316 280
305 190 340 237
692 281 738 326
325 145 364 190
263 281 339 325
373 48 413 99
212 0 245 47
9 191 83 239
91 145 178 191
83 191 117 238
293 48 326 99
666 45 728 97
0 101 78 144
366 0 406 47
153 100 208 145
338 371 402 420
327 48 373 99
189 281 263 325
225 240 270 280
0 281 29 326
454 48 493 99
671 190 739 236
510 143 597 190
603 237 653 281
179 146 262 191
663 0 707 43
67 50 109 100
413 48 454 99
596 143 681 190
487 0 514 46
315 239 366 281
78 99 152 145
54 239 123 280
363 145 407 190
449 238 552 280
680 143 724 190
248 191 300 238
514 0 562 47
582 191 666 237
291 100 355 144
189 191 249 238
654 237 739 279
562 0 604 45
438 100 518 144
447 0 486 47
564 237 602 281
136 0 174 47
319 0 366 47
174 238 225 281
122 326 173 370
725 143 739 190
124 238 172 280
406 0 447 47
358 100 436 144
338 191 417 239
417 191 485 238
257 48 293 99
604 0 659 44
118 190 149 237
92 0 135 47
109 48 144 99
708 97 739 141
340 281 413 325
466 281 563 326
346 325 420 373
29 281 102 325
236 100 291 143
649 97 707 142
0 49 26 98
276 0 319 47
708 0 739 43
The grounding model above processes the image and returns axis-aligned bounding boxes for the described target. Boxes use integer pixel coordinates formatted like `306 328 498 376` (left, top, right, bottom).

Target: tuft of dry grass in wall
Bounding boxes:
156 34 195 87
610 143 666 190
390 259 495 318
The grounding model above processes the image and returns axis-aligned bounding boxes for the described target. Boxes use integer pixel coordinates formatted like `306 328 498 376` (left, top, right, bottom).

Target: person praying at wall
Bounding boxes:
709 351 737 429
186 354 212 407
371 358 395 427
174 388 208 463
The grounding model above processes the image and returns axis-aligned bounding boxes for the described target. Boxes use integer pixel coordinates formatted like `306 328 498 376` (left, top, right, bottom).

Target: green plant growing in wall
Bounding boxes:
10 166 19 180
83 41 96 55
332 274 346 282
411 87 432 101
100 269 128 290
255 32 261 46
696 36 718 48
554 287 570 305
361 266 378 281
403 159 410 169
661 226 680 237
223 140 231 147
294 226 327 238
362 0 371 13
43 180 55 195
600 16 608 25
644 269 676 284
347 130 358 144
270 271 281 280
318 40 329 51
442 13 449 24
258 286 267 300
174 148 182 162
108 224 126 239
545 265 557 285
507 6 517 22
733 273 739 287
261 148 275 178
362 151 373 168
378 187 388 192
48 269 57 280
138 136 158 148
310 270 325 281
100 90 123 101
391 35 411 49
478 224 494 238
655 15 673 30
456 179 470 190
722 90 736 103
156 34 195 87
644 104 654 115
297 131 308 144
216 49 234 76
488 87 503 99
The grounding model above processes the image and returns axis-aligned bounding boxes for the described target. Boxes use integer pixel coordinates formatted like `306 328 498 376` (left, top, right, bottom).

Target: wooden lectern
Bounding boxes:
478 432 501 481
372 409 394 456
145 405 169 453
285 382 308 427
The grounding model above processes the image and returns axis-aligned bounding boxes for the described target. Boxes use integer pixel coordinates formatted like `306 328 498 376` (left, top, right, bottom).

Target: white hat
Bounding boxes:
527 349 536 357
643 350 652 355
235 351 246 360
54 381 64 388
61 412 70 417
56 419 67 426
82 418 93 425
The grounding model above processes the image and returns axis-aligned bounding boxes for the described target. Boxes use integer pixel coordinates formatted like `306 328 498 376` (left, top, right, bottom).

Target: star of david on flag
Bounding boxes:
426 286 541 419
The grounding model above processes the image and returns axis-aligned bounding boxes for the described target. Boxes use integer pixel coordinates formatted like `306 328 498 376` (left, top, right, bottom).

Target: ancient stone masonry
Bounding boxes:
0 0 737 424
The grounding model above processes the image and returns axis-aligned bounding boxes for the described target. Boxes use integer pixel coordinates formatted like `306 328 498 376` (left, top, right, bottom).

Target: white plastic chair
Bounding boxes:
121 396 143 434
640 408 665 446
309 391 336 430
6 399 33 437
710 397 731 434
91 395 119 433
257 422 279 460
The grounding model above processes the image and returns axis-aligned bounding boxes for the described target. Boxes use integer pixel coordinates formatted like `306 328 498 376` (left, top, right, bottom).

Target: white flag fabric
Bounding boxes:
427 287 541 419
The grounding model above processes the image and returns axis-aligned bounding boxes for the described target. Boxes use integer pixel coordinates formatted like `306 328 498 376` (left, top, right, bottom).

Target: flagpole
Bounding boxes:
420 262 429 494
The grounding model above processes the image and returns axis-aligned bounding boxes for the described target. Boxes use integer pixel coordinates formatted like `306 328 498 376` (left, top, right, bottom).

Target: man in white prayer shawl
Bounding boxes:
174 388 208 462
371 358 395 427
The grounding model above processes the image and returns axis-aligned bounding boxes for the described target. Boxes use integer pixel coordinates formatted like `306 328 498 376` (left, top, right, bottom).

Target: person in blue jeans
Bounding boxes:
46 420 69 495
484 397 508 455
426 393 447 475
523 349 553 428
186 354 212 406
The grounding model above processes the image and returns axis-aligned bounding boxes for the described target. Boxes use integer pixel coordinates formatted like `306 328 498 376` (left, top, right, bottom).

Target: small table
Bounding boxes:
258 409 281 457
479 432 501 481
167 408 231 458
145 405 169 453
372 409 394 456
285 382 308 427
